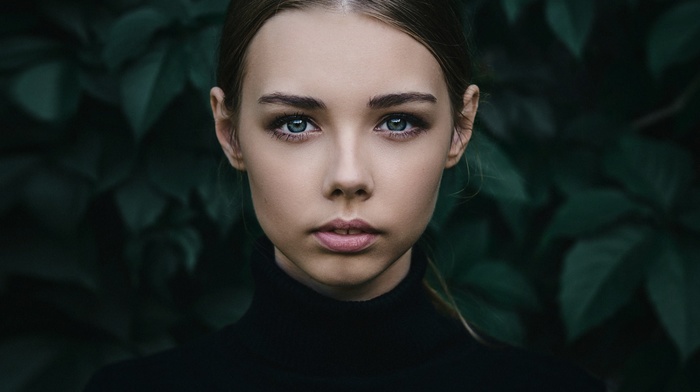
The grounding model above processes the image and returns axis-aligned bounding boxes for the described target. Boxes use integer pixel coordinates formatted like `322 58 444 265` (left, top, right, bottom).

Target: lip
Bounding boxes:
313 219 379 253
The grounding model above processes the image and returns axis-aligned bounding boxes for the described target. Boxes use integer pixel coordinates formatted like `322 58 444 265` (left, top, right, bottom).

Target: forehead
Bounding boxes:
242 8 448 105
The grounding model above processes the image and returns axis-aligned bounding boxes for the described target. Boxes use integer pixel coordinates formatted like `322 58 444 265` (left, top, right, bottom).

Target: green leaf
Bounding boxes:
477 101 508 141
467 134 528 203
430 158 469 229
196 171 240 234
646 237 700 360
679 208 700 233
559 225 650 340
120 43 187 139
56 130 102 181
500 0 536 23
438 219 490 278
19 341 100 392
190 0 229 18
647 2 700 76
0 37 62 71
546 189 644 239
618 342 678 392
186 25 219 94
520 96 556 138
457 261 541 311
496 200 529 243
550 149 599 195
0 155 40 214
603 136 694 213
147 145 213 203
151 0 191 23
456 295 525 346
126 224 203 298
114 174 168 232
39 0 91 45
22 167 92 233
0 231 97 290
560 113 620 147
167 226 203 273
0 336 66 392
95 121 137 192
103 7 170 70
0 155 40 187
11 60 81 122
79 67 121 105
545 0 594 58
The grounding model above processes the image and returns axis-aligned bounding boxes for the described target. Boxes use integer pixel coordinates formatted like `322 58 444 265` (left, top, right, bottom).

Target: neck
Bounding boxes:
233 237 467 375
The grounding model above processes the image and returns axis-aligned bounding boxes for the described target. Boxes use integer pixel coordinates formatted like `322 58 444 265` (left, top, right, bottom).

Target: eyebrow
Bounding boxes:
258 93 326 110
368 92 437 109
257 91 437 110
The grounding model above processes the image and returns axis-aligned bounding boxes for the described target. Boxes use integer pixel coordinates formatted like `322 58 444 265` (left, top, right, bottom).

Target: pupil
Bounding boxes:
287 119 307 133
387 118 406 131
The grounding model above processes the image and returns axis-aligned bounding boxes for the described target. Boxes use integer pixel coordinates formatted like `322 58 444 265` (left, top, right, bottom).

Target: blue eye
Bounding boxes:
286 118 310 133
378 114 427 133
268 114 319 142
386 117 408 131
376 113 429 140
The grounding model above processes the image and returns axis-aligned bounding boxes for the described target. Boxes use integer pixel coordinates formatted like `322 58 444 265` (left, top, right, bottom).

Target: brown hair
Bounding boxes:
216 0 473 122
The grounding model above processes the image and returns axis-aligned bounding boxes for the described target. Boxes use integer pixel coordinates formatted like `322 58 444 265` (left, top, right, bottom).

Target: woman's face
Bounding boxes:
212 8 478 300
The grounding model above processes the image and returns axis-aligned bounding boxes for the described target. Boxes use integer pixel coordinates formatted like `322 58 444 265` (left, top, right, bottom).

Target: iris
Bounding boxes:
287 118 308 133
386 117 407 131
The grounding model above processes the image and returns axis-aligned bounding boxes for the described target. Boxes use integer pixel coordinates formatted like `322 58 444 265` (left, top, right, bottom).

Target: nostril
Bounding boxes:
329 186 369 199
355 189 367 197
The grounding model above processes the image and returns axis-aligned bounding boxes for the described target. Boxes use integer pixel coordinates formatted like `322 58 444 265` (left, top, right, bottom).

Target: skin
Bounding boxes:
211 8 479 301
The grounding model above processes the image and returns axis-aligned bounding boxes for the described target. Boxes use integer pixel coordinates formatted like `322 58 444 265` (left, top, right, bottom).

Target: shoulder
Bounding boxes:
453 340 606 392
83 326 243 392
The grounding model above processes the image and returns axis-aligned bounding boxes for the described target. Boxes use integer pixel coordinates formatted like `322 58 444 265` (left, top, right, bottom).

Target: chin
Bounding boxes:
304 255 408 301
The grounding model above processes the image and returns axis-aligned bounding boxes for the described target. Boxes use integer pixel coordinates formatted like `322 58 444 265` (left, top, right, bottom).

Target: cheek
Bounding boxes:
246 159 314 228
376 140 448 222
240 135 323 233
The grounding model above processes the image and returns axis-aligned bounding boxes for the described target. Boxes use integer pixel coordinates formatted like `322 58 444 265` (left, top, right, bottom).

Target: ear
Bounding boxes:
445 84 479 169
211 87 246 171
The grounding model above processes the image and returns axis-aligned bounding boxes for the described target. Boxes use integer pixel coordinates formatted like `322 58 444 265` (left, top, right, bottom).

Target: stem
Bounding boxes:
632 72 700 130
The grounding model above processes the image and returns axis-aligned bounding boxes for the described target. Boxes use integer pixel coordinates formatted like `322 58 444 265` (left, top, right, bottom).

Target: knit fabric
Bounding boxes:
84 237 605 391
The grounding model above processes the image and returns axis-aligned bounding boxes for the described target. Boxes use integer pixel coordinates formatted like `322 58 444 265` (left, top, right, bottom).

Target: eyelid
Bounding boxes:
375 112 429 133
372 112 430 141
266 112 320 142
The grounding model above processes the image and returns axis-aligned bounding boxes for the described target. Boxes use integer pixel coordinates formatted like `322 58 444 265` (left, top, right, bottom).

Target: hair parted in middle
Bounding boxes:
216 0 473 124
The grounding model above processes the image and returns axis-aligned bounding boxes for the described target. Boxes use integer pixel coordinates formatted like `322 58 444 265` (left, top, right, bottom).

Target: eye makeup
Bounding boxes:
265 112 320 142
374 113 430 140
263 110 432 143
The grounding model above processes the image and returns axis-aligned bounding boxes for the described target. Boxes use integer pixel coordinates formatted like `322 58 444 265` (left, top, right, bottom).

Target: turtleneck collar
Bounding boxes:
232 237 469 376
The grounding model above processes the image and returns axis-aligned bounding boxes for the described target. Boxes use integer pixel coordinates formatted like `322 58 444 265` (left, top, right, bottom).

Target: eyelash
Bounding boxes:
375 113 429 140
266 112 429 142
266 112 317 142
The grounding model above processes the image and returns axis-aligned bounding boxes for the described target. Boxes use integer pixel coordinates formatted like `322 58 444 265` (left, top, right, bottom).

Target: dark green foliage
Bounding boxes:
1 0 698 390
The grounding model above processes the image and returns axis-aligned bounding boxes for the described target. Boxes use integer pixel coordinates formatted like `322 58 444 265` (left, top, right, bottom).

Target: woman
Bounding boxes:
85 0 605 390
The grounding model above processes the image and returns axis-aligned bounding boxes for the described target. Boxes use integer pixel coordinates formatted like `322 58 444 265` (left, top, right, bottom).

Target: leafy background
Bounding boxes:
1 0 699 390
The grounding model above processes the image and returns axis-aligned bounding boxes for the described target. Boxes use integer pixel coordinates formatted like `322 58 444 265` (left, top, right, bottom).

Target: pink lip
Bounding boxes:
313 219 379 253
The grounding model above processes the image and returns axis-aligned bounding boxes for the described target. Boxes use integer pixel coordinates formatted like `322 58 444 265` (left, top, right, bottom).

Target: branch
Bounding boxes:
632 72 700 130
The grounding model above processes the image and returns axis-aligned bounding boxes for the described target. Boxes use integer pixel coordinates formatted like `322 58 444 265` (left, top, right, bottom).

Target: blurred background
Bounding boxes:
1 0 699 390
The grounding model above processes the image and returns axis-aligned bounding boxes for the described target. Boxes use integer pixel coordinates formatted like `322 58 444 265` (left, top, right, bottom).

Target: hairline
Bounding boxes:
229 4 463 125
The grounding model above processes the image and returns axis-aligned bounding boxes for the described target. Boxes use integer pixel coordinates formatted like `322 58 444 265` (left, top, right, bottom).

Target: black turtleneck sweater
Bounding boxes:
84 238 605 391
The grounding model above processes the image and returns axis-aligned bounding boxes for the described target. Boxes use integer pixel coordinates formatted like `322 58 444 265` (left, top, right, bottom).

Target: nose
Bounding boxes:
322 136 374 201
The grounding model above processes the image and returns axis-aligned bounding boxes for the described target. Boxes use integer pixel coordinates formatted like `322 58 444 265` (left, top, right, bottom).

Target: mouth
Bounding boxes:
317 218 379 234
331 229 366 235
313 219 379 253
